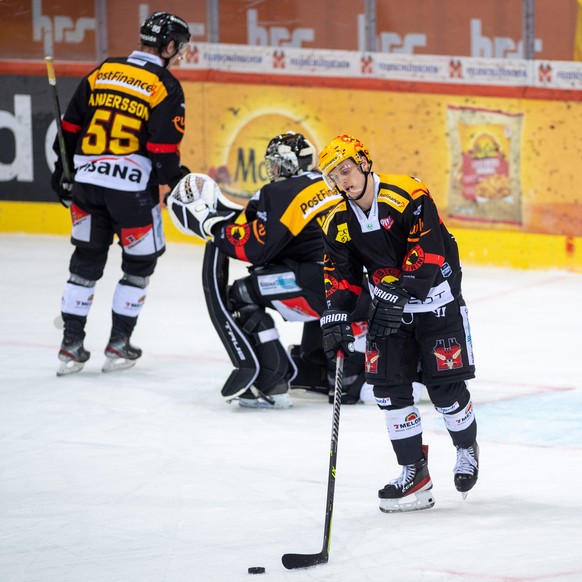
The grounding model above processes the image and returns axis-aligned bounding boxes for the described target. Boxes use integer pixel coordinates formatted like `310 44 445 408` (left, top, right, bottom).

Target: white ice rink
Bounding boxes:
1 233 581 582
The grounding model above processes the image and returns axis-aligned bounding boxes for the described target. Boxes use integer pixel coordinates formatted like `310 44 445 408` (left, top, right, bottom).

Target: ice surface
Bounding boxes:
1 234 581 582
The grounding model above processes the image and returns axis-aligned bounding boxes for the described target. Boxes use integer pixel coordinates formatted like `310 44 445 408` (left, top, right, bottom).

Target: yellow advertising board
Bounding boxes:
180 81 582 238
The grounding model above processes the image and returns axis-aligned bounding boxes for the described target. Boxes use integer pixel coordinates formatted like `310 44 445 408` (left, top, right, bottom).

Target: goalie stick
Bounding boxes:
281 350 344 570
44 56 72 182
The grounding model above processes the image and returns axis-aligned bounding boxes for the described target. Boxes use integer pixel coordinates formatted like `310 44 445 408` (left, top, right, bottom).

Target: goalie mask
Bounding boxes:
319 134 371 190
264 132 316 182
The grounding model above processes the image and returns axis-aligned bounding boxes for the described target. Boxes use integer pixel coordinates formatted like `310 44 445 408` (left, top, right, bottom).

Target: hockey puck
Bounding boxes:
248 566 266 574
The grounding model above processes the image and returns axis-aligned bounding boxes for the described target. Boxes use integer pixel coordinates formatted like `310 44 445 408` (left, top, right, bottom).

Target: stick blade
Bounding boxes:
281 551 328 570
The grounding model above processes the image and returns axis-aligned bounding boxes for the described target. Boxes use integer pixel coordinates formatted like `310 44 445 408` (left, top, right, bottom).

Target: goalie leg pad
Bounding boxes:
202 245 259 400
289 344 328 394
239 308 296 395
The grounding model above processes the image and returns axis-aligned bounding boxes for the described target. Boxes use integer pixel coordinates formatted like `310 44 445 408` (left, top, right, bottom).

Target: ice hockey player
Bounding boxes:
167 131 369 408
50 12 190 376
317 134 479 510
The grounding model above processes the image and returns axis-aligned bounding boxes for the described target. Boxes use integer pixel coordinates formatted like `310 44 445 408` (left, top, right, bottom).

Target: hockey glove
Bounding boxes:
320 310 355 360
167 173 239 241
50 161 74 208
171 197 235 241
368 282 410 340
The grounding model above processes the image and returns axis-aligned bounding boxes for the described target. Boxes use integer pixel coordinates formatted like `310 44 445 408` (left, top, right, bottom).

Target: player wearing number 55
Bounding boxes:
50 12 190 376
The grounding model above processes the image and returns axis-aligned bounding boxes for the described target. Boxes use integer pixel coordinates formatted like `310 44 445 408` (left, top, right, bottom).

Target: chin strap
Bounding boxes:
338 161 373 202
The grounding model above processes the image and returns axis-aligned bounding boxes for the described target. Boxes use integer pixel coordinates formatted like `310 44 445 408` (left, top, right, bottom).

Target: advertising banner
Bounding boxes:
1 61 581 237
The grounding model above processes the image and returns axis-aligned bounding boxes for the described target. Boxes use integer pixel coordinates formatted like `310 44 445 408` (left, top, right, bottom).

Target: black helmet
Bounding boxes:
264 131 316 182
140 12 190 51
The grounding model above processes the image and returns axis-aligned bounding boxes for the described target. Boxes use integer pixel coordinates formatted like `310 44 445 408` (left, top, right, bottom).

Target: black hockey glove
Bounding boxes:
368 282 410 341
50 161 74 208
320 310 355 360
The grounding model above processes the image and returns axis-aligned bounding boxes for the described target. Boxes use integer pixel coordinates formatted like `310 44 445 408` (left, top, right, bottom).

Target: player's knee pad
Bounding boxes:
373 383 416 410
228 277 257 313
431 382 476 439
122 255 158 278
69 247 108 281
121 273 150 289
112 280 148 319
382 405 423 443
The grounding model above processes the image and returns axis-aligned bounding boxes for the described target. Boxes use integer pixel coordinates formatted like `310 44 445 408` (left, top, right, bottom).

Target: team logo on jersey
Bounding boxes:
324 275 340 296
226 223 250 246
365 343 380 374
380 216 394 230
335 223 351 243
402 244 425 271
371 267 400 286
432 338 463 371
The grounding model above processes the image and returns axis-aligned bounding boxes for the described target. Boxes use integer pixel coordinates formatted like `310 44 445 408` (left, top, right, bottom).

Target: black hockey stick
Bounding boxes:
45 56 72 182
282 349 345 570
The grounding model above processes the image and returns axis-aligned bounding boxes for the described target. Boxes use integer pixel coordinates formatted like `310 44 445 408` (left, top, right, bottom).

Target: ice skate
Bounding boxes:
378 456 435 513
102 337 142 373
237 387 293 409
57 338 90 376
454 441 480 499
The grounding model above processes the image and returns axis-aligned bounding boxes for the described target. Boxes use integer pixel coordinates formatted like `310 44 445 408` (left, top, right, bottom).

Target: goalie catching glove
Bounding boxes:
368 282 410 340
320 310 355 360
167 173 243 241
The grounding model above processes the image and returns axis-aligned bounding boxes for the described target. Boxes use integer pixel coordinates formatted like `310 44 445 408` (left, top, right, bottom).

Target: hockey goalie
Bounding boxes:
167 132 370 408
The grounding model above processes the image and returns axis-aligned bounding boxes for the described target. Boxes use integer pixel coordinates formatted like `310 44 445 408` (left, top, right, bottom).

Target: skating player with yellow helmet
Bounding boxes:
318 134 479 512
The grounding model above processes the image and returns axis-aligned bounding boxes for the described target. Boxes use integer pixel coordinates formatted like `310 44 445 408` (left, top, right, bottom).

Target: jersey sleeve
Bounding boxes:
147 76 186 188
398 181 447 301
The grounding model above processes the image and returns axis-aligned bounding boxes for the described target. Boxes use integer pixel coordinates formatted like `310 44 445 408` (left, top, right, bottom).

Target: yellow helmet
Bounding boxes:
318 134 371 189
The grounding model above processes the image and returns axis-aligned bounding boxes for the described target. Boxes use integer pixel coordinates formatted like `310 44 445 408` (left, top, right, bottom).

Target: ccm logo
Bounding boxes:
321 312 348 325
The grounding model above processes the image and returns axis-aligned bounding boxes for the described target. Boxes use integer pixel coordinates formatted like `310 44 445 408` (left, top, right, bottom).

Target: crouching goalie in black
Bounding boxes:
167 131 369 409
318 134 479 511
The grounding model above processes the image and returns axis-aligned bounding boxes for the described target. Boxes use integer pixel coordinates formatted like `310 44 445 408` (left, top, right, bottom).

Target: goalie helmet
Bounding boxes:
264 132 316 182
140 12 190 52
319 134 371 189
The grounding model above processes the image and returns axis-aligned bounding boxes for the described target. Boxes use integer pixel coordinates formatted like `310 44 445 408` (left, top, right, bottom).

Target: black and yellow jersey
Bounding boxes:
322 173 463 313
59 51 185 192
214 172 342 265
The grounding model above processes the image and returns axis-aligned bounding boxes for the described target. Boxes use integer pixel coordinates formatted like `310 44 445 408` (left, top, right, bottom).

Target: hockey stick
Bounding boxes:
282 349 345 570
45 56 72 182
